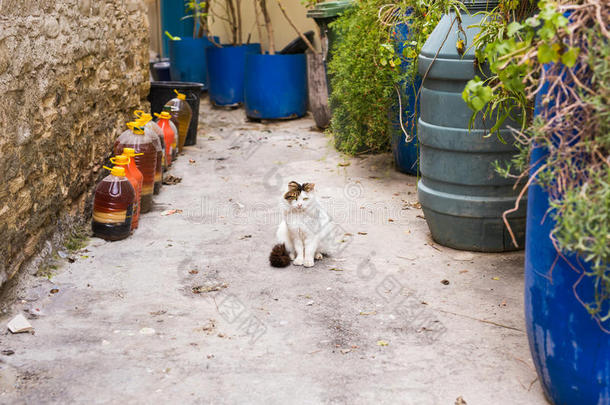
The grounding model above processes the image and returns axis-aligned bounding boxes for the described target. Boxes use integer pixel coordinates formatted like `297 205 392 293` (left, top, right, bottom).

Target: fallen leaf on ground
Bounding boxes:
189 269 199 275
161 209 183 216
329 268 344 272
359 311 376 316
239 235 252 240
7 314 33 334
189 159 196 164
162 175 182 185
340 348 351 354
459 270 469 274
388 218 394 222
2 350 15 356
441 279 450 285
337 162 350 167
492 277 500 281
357 232 367 235
50 288 59 294
377 340 389 346
192 283 228 294
455 396 467 405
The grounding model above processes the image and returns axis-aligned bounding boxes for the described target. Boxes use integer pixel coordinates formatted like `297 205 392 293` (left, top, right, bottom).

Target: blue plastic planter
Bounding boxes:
206 44 261 107
244 54 307 119
525 67 610 405
525 152 610 405
160 0 194 58
169 37 218 89
390 20 421 176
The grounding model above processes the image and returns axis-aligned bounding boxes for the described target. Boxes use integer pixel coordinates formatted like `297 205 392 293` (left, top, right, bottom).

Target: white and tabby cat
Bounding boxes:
270 181 335 268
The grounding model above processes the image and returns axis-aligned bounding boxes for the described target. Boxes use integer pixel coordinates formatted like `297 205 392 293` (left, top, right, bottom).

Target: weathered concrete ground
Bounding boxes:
0 97 546 404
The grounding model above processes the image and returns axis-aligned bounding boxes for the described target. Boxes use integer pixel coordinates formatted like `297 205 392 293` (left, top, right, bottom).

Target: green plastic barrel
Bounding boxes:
306 0 354 68
416 0 526 252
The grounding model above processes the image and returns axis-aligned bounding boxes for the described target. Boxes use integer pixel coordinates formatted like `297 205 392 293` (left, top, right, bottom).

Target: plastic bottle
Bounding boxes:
114 123 157 213
92 166 135 241
163 105 179 162
155 111 176 167
164 89 192 153
134 112 164 195
111 154 142 230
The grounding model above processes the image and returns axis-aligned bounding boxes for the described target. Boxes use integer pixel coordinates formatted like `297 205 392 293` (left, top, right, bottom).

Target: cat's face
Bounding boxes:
283 181 315 211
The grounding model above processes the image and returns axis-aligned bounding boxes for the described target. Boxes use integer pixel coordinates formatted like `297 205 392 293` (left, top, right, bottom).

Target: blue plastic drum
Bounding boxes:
525 65 610 405
169 37 218 89
244 53 307 119
389 19 421 176
206 44 261 107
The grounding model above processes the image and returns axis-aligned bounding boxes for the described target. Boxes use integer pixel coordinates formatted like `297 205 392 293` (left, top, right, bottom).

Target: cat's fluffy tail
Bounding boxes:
269 244 291 268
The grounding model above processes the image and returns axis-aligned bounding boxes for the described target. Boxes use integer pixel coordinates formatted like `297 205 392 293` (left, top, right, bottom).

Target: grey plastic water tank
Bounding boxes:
416 1 526 252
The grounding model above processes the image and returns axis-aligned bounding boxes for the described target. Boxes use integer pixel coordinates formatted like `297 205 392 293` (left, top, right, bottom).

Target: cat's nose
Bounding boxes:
297 204 303 209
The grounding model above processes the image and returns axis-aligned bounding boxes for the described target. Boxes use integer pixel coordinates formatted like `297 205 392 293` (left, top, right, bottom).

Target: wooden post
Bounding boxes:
306 50 331 128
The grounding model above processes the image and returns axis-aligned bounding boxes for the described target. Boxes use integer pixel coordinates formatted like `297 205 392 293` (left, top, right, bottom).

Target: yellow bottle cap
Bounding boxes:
154 111 172 120
111 155 130 165
126 121 145 134
122 148 144 158
134 110 153 122
104 165 126 177
174 89 186 100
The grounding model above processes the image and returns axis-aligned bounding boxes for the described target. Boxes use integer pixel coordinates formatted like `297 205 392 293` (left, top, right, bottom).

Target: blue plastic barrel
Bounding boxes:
525 67 610 405
169 37 218 89
389 20 421 176
206 44 261 107
244 54 307 119
160 0 194 58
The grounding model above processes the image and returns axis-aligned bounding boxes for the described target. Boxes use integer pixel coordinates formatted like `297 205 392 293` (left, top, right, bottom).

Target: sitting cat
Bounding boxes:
269 181 335 268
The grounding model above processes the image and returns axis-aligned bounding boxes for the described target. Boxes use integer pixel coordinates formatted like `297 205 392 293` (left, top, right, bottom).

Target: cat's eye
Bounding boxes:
303 197 309 201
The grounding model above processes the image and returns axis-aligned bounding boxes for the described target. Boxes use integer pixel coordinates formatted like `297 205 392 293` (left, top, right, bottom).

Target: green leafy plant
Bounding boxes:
328 0 453 154
464 0 610 326
184 0 211 38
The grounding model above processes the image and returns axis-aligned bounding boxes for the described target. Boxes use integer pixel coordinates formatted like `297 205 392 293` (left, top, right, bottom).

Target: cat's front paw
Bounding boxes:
289 252 296 260
303 258 315 267
293 257 304 266
314 252 323 260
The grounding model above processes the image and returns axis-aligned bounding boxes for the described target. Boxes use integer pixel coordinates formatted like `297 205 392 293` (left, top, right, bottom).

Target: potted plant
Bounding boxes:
166 1 219 89
463 0 609 402
242 0 309 119
206 0 262 107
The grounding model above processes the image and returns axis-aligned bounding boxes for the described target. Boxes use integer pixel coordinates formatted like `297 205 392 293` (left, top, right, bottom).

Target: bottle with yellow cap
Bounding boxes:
155 110 176 167
92 165 135 241
111 154 142 230
114 123 157 213
164 89 192 153
134 111 164 195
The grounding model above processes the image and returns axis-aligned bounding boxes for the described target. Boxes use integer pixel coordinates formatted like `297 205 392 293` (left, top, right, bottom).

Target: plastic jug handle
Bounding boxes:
110 156 131 165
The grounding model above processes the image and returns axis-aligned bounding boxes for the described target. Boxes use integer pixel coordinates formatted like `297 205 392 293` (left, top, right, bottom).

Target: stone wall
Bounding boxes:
0 1 150 286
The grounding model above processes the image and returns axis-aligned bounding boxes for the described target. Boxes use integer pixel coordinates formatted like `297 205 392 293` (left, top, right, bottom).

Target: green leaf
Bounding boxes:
561 47 580 67
525 17 540 28
507 22 523 37
538 42 558 64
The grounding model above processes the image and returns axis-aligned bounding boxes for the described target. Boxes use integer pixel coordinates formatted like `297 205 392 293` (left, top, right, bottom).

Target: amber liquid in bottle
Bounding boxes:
165 98 192 153
92 175 135 241
144 122 164 195
114 135 157 214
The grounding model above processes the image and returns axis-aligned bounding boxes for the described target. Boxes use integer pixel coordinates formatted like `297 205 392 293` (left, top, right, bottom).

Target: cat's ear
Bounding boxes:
288 181 301 192
302 183 315 192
